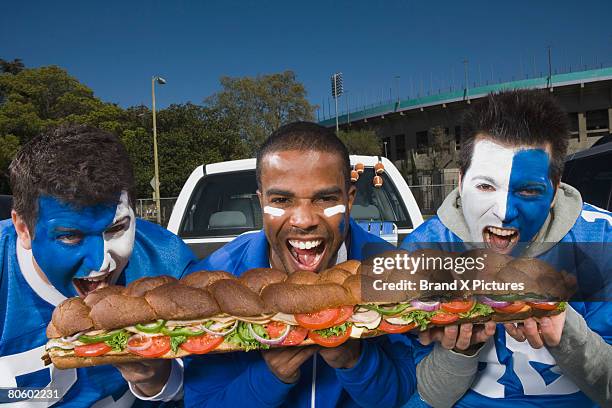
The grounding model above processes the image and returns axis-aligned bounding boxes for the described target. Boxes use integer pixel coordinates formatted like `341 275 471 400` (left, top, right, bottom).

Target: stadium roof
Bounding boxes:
318 67 612 127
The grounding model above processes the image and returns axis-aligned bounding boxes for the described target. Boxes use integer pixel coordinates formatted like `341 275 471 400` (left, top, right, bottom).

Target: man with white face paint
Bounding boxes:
1 125 198 406
401 90 612 407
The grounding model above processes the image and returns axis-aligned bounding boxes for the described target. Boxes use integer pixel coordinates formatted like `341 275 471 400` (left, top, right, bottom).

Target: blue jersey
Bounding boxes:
401 203 612 407
184 219 418 408
0 218 197 407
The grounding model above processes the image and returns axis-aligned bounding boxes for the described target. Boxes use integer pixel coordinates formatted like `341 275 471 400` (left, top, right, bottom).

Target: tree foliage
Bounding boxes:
0 58 24 75
338 129 381 156
0 62 314 198
206 71 315 154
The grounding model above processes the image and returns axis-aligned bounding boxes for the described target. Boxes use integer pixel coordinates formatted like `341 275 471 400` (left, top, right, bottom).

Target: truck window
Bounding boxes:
352 168 412 228
179 171 261 238
179 167 412 237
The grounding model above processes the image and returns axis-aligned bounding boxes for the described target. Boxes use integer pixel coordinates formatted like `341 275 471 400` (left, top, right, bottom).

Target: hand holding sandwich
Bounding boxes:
318 339 361 369
504 311 566 348
262 346 319 383
418 321 497 353
115 360 172 396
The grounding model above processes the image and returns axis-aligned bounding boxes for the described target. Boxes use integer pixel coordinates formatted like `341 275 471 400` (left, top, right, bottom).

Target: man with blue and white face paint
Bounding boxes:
401 90 611 407
0 124 198 406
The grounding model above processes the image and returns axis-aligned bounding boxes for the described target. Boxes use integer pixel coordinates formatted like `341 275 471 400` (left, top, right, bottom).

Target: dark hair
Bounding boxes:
459 89 569 186
255 121 351 189
9 124 135 233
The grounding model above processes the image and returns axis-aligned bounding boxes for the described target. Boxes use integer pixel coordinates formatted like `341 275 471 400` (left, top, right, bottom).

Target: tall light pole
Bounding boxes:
151 75 166 225
331 72 343 133
463 59 469 100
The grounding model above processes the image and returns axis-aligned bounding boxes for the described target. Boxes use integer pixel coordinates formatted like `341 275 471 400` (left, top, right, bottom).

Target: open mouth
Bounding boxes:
286 238 326 272
72 271 113 297
482 226 519 254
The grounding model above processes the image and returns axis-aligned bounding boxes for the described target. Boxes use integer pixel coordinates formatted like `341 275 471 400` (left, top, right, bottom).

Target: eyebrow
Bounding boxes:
107 216 130 228
472 176 497 185
265 188 295 197
265 186 343 198
54 227 81 232
312 187 343 198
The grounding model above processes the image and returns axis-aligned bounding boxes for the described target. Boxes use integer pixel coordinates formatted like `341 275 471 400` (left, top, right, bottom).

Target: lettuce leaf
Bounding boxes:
401 310 436 331
225 322 270 351
557 301 567 311
459 303 493 318
312 322 350 338
104 330 129 351
170 336 187 353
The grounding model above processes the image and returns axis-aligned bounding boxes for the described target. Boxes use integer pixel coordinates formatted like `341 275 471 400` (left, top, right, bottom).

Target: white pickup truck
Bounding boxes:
167 155 423 259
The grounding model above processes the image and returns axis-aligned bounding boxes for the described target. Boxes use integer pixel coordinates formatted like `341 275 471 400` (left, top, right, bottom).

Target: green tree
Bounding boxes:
122 103 248 197
0 134 20 193
206 71 315 154
338 129 381 155
0 58 25 75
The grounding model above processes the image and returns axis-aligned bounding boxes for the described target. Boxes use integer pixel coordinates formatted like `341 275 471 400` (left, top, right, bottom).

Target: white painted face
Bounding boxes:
100 191 136 285
460 139 555 254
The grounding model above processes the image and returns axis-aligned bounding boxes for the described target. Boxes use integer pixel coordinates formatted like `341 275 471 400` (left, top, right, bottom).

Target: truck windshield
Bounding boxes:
179 168 412 238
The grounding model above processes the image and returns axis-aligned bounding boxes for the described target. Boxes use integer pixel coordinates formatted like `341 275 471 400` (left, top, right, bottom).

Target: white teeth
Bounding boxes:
487 226 516 237
288 240 322 250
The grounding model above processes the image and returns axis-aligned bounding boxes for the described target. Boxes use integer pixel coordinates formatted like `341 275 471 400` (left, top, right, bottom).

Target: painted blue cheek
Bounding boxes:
504 149 554 242
77 235 106 276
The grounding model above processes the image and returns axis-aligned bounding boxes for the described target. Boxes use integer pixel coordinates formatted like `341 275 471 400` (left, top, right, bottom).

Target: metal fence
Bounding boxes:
135 197 178 227
136 183 456 226
407 183 457 216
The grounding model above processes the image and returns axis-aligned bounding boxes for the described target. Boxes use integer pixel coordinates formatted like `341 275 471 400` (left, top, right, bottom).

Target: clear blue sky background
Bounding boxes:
2 0 611 119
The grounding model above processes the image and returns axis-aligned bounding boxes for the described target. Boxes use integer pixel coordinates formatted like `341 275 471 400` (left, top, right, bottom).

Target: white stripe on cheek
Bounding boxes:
264 206 285 217
323 204 346 217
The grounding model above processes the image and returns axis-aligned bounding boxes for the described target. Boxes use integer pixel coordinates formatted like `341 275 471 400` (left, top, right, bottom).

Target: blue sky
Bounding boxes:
2 0 611 118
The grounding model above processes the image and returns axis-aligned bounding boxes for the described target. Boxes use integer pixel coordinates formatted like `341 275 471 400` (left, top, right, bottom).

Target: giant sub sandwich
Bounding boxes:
44 252 574 369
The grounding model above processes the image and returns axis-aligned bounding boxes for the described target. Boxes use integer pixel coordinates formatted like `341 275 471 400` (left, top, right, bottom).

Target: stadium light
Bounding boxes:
331 72 343 133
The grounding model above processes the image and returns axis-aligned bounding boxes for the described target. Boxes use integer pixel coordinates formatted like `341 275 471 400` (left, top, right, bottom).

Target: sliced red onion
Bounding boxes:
200 320 238 337
410 300 440 311
479 296 511 308
247 323 290 345
61 331 86 342
127 335 152 351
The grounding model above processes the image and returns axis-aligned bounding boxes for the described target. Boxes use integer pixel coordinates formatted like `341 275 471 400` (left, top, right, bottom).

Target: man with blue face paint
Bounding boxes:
401 90 612 407
0 124 198 406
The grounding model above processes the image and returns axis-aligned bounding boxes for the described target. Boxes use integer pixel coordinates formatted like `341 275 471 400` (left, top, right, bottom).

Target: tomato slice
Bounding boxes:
282 326 309 346
265 321 288 339
494 301 527 314
527 302 558 311
74 342 112 357
308 326 352 347
379 320 416 334
180 334 224 355
430 313 459 325
332 306 354 325
440 299 475 314
128 335 171 358
295 308 340 330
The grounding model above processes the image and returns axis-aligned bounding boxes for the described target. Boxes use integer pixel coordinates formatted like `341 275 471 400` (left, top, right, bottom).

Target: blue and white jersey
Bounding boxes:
0 218 197 407
402 203 612 407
